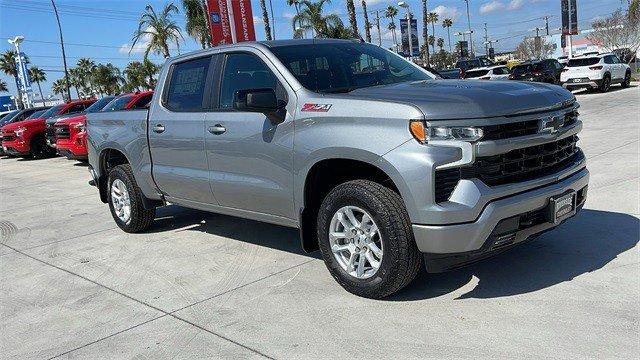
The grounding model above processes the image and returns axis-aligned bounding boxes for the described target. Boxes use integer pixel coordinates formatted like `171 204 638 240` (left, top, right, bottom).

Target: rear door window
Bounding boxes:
493 67 510 75
165 56 211 112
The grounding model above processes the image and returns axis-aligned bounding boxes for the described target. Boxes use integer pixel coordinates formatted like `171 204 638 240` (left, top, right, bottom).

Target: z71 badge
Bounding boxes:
301 103 332 112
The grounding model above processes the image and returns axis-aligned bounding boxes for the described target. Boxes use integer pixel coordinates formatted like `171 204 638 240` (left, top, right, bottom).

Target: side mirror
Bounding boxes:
234 88 280 113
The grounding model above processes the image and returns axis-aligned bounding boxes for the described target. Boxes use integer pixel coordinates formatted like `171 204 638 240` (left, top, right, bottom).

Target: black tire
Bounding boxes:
598 74 611 92
621 71 631 88
107 164 156 233
317 180 421 299
30 134 50 159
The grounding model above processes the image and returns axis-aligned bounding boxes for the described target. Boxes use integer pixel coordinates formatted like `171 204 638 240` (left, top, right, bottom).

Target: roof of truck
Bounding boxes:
258 38 360 48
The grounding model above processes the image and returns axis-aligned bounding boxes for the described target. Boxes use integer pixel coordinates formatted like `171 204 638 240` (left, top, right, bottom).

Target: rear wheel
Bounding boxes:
621 71 631 88
598 75 611 92
107 164 156 233
317 180 421 299
30 134 53 159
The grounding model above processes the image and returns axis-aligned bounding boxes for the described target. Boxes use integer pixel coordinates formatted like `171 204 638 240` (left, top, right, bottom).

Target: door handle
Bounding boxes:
152 124 165 133
208 124 226 135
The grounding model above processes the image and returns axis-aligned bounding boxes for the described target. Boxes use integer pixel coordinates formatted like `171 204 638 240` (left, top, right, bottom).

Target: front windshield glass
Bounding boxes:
85 96 116 113
39 105 63 119
26 109 46 119
270 42 434 93
0 110 19 125
512 63 542 74
102 95 133 112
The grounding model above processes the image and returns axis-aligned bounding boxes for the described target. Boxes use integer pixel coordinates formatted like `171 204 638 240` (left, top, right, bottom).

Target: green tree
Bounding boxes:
259 0 273 41
92 63 124 95
384 5 398 47
437 37 445 52
124 59 160 91
292 0 343 38
324 19 354 39
361 1 371 42
346 0 358 37
76 58 96 95
0 80 8 92
132 3 183 59
181 0 210 48
421 0 430 63
427 12 438 54
0 50 27 109
68 67 84 98
28 66 46 103
52 78 69 101
442 18 453 52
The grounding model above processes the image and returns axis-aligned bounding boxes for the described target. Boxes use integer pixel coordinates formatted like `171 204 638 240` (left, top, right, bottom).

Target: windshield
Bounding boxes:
512 63 542 74
0 110 19 125
567 57 600 67
26 109 46 119
85 96 116 113
102 95 133 111
39 105 63 119
457 59 481 70
269 42 434 93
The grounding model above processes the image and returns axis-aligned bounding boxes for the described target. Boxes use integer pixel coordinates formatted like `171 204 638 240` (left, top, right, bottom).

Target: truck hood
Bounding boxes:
348 80 574 119
55 114 86 125
2 118 45 131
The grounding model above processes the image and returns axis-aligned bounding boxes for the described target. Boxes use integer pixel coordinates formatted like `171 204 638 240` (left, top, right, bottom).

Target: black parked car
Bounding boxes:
508 59 565 84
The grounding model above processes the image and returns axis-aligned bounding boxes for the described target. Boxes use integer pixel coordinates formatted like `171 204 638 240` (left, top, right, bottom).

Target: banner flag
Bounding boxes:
206 0 256 45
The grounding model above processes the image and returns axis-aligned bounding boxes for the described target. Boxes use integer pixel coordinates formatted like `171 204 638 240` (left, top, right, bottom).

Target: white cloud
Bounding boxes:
119 32 152 55
283 12 295 20
508 0 525 10
479 1 505 15
354 0 385 8
432 5 461 20
253 15 263 25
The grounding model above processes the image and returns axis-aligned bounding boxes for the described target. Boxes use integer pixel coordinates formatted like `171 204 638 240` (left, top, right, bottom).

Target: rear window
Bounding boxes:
165 56 211 112
493 67 510 75
568 57 600 67
465 69 489 78
40 105 64 119
457 59 481 70
103 95 134 112
512 63 542 74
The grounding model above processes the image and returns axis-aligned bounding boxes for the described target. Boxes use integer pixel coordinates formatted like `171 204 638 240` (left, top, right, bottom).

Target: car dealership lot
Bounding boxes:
1 87 638 359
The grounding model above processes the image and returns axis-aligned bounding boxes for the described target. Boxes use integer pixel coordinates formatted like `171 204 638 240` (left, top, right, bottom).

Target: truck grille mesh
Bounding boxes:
482 110 578 141
55 124 70 139
434 135 582 203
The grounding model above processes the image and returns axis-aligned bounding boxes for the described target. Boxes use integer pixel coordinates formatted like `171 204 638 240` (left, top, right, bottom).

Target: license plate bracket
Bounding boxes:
549 191 577 224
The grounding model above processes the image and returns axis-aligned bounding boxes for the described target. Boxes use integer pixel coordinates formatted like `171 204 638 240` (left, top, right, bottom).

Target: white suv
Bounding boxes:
561 53 632 92
463 65 511 80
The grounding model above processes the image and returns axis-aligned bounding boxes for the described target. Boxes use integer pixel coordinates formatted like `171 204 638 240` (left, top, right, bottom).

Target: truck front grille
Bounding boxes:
1 132 15 142
433 135 583 203
45 124 57 142
55 124 70 139
482 110 578 141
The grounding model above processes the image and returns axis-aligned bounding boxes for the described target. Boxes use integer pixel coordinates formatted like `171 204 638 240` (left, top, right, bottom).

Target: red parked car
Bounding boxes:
55 91 154 160
1 99 96 158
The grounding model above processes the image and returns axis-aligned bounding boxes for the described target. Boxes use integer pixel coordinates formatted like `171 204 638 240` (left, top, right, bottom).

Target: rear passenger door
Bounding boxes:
148 55 218 204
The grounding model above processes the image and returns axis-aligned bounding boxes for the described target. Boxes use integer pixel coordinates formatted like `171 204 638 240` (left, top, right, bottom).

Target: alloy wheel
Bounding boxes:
110 179 131 224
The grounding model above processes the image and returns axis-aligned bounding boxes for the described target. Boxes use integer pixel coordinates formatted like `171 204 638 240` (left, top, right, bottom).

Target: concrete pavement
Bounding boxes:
1 86 638 359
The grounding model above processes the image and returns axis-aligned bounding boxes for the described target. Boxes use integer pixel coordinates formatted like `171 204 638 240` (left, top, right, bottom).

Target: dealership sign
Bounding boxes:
206 0 256 45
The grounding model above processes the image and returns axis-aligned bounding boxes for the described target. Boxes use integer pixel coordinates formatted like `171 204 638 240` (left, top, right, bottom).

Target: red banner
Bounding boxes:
230 0 256 42
206 0 233 45
206 0 255 45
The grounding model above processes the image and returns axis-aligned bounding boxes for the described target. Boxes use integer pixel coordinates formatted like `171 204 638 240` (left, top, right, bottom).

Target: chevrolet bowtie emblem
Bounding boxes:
540 116 565 133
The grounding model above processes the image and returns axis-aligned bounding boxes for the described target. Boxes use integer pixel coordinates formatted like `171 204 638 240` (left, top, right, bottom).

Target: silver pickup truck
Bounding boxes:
87 39 588 298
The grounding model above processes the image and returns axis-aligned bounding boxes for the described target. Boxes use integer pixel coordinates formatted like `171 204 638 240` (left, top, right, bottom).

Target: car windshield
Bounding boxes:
465 69 489 77
85 96 116 113
457 59 481 70
512 63 542 74
102 95 133 111
269 42 434 93
26 109 47 119
0 110 19 125
567 57 600 67
39 105 63 119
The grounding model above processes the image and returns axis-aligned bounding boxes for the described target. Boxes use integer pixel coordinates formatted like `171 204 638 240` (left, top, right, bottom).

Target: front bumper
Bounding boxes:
2 139 30 156
413 167 589 270
56 135 88 159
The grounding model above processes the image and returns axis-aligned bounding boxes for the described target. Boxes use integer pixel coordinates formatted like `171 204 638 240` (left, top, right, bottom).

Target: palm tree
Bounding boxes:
28 67 46 103
259 0 273 41
0 50 27 108
324 19 354 39
292 0 343 38
92 63 124 95
437 37 445 52
181 0 211 48
428 35 435 52
384 5 398 47
124 61 144 92
52 78 68 101
0 80 8 92
76 58 96 95
68 67 83 98
346 0 358 37
421 0 429 64
427 12 438 54
361 1 372 42
132 3 183 59
442 18 453 52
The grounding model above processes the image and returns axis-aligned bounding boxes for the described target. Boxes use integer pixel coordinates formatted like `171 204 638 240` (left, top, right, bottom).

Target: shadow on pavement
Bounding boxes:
146 206 637 300
389 209 638 301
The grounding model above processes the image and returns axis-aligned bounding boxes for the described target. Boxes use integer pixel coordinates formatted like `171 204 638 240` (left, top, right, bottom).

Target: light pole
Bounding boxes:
7 36 32 109
463 0 473 56
398 2 412 59
51 0 72 101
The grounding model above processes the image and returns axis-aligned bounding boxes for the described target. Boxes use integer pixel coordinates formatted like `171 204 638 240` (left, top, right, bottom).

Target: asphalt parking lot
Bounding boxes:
1 86 638 359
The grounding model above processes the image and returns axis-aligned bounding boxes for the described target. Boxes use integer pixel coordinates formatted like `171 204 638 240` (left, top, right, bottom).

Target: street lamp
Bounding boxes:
463 0 474 56
398 1 412 59
7 36 32 109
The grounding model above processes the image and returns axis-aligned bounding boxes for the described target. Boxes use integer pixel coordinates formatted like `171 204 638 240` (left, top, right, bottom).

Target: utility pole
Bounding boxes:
543 16 550 36
483 22 489 56
268 0 276 40
51 0 71 101
375 10 382 46
567 0 573 58
463 0 473 56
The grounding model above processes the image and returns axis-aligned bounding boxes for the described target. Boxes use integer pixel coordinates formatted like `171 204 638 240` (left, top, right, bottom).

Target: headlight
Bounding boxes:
14 127 26 138
410 121 483 143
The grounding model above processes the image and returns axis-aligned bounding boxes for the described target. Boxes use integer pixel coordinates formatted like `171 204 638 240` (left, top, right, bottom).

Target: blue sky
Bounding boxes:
0 0 626 98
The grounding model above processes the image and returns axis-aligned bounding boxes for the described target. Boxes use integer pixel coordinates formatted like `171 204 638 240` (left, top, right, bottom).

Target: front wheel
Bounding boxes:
107 164 156 233
317 180 421 299
598 75 611 92
621 71 631 88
